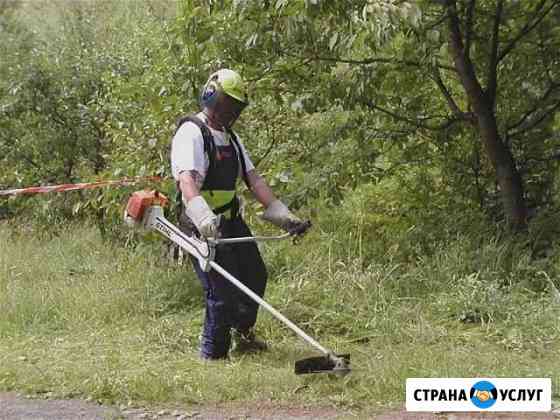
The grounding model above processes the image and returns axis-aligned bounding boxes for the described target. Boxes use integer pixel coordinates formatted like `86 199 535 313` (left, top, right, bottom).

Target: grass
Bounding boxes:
1 218 560 414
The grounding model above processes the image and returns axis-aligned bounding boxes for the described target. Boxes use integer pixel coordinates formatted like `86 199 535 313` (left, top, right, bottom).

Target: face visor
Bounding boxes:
207 91 247 129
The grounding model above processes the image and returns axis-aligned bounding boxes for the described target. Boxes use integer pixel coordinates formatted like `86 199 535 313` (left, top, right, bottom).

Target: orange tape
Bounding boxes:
0 176 164 197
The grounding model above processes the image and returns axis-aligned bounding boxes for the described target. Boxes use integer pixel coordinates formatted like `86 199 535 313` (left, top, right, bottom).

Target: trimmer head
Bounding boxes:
294 353 351 376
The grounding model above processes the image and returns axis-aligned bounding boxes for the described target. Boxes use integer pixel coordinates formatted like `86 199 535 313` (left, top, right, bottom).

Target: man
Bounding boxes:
170 68 310 360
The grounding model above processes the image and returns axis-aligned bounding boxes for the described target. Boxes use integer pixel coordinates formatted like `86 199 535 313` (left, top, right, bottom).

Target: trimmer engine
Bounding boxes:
125 190 169 226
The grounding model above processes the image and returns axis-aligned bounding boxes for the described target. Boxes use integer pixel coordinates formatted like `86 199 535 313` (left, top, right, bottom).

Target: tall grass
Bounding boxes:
1 209 560 411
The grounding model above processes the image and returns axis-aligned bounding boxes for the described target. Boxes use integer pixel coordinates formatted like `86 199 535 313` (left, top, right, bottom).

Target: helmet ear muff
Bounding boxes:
200 75 221 109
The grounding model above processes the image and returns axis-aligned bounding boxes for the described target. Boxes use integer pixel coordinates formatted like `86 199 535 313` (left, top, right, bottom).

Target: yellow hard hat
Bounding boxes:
200 68 249 107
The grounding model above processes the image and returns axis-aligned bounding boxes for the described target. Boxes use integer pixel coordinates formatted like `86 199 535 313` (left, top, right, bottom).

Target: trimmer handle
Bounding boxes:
209 220 312 245
209 233 291 245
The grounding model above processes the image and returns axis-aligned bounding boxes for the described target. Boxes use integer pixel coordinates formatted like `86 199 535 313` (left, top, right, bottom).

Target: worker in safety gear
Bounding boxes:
170 68 310 360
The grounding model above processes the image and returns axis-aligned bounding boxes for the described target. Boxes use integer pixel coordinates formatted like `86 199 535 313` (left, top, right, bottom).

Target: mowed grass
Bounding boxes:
1 221 560 412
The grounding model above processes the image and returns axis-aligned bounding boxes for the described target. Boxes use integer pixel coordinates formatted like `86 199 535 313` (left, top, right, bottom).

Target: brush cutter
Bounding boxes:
124 190 350 376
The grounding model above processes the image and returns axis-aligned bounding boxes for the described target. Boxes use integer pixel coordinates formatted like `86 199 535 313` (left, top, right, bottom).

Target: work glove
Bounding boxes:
262 199 311 236
184 195 219 239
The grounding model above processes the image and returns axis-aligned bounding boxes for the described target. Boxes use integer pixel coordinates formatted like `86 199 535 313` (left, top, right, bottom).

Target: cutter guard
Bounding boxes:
294 353 351 376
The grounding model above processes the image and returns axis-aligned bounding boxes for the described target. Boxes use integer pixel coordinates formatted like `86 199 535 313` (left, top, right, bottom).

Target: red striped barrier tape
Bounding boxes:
0 176 164 197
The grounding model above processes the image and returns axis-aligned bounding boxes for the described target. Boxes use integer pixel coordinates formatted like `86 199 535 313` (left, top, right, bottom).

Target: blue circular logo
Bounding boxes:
470 381 498 409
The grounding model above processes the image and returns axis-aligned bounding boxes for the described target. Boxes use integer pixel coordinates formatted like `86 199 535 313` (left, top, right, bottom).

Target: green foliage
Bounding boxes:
2 0 559 235
0 1 177 228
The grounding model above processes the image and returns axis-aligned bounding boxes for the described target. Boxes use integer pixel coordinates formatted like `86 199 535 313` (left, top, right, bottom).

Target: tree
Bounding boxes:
438 0 560 229
172 0 560 230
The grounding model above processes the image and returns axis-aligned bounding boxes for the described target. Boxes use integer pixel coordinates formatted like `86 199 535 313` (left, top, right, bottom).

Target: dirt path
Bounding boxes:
0 393 345 419
1 393 558 419
0 392 119 420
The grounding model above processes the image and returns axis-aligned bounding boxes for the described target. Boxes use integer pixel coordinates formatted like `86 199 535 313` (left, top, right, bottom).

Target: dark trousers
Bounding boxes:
190 216 268 359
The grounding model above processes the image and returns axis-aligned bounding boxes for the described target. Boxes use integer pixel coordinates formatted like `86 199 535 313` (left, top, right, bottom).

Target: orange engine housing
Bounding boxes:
126 190 169 222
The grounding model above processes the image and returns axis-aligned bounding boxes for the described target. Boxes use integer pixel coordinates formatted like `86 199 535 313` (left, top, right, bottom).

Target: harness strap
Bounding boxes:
176 115 217 176
227 128 250 188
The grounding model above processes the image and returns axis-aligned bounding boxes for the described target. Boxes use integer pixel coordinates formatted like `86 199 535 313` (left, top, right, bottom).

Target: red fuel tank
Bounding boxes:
125 190 169 221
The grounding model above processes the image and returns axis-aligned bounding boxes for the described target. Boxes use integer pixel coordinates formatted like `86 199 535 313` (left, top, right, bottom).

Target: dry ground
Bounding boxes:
1 393 559 419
